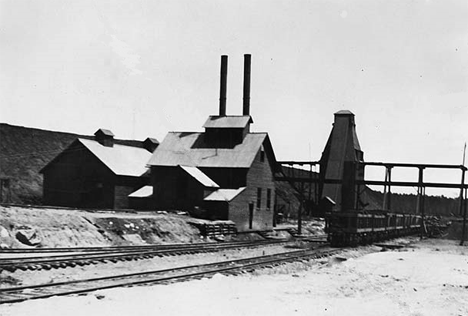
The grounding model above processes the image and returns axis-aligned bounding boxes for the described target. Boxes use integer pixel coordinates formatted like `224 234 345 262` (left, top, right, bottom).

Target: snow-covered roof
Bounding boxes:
180 165 219 188
204 187 246 202
128 186 153 198
79 138 152 177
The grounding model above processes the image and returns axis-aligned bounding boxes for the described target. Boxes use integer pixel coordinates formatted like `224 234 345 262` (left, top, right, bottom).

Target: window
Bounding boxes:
260 150 265 162
256 188 262 209
249 203 254 229
266 189 271 210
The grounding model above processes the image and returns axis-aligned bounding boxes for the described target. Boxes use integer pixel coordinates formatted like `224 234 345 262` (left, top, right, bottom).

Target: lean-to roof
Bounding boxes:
204 187 246 202
128 186 153 198
180 165 219 188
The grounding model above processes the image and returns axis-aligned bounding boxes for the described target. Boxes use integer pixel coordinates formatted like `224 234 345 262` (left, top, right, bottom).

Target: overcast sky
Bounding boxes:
1 0 467 196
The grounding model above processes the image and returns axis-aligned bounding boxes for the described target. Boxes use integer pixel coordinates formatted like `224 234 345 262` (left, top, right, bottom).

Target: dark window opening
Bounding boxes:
249 203 254 229
267 189 271 210
260 150 265 162
257 188 262 209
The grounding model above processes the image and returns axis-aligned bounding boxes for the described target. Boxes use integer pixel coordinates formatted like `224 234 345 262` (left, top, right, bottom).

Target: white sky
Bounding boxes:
1 0 467 196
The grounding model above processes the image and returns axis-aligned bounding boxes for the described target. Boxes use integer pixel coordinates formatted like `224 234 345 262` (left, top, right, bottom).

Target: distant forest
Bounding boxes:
275 165 463 219
365 189 462 217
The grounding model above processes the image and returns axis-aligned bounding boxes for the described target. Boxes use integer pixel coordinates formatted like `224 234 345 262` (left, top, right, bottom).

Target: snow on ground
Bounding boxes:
3 238 468 316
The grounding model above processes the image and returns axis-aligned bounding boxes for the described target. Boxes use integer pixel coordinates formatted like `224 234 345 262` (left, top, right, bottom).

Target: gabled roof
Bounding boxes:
144 137 159 144
202 115 253 129
204 187 246 202
128 186 153 198
179 165 219 188
94 128 115 137
78 138 152 177
147 132 269 168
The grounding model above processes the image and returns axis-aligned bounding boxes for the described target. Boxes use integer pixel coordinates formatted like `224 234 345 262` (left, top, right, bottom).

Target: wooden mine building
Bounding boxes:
147 55 279 231
41 129 158 209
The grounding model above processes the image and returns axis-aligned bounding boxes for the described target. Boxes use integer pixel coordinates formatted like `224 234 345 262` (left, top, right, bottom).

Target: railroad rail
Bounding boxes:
0 247 340 304
0 239 306 272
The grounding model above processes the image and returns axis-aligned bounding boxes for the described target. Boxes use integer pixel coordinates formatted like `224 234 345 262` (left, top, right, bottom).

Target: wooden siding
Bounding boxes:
200 167 247 188
42 142 115 208
151 166 206 210
203 201 229 220
230 144 275 231
43 141 149 209
114 186 133 209
114 176 150 209
150 140 276 232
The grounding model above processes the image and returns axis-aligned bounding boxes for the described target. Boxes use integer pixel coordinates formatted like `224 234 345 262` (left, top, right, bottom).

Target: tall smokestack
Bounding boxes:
219 55 228 116
243 54 251 116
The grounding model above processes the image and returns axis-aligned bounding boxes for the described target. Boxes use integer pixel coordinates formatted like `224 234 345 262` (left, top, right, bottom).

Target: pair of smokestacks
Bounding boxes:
219 54 251 117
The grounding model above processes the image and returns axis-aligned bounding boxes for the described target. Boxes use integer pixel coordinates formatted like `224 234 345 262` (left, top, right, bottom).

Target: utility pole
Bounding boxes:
460 143 466 246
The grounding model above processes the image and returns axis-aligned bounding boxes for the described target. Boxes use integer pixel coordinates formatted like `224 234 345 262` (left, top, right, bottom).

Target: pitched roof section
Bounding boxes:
94 128 115 137
144 137 159 144
204 187 246 202
128 186 153 198
179 165 219 188
202 115 253 129
79 138 152 177
147 132 268 168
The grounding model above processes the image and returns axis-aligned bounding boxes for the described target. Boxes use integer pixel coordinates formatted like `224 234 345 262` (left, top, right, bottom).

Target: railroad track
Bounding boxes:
0 247 340 304
0 239 278 253
0 239 302 272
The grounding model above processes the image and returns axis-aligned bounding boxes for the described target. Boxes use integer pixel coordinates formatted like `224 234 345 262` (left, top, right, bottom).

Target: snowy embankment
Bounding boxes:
3 239 468 316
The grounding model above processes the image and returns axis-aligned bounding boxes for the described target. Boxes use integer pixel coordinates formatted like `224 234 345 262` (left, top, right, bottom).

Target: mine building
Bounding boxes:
41 129 158 209
147 55 279 231
319 110 365 212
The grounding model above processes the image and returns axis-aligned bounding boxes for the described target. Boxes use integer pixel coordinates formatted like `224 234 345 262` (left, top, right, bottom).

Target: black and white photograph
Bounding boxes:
1 1 467 315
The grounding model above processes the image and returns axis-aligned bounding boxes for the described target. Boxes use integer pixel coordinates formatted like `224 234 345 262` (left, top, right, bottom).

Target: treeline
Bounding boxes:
365 189 461 217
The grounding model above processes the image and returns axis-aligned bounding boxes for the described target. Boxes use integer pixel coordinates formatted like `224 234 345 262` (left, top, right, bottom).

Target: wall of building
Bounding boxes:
42 142 115 208
114 185 135 209
201 167 247 188
151 166 205 210
150 142 275 232
114 176 150 209
229 146 275 231
203 201 229 220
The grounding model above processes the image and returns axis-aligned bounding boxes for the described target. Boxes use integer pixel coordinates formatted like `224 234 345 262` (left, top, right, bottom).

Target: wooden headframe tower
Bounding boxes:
319 110 364 212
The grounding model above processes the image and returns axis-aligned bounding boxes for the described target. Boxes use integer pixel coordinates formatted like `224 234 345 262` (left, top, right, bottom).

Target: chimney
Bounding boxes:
243 54 251 116
219 55 228 116
94 129 114 147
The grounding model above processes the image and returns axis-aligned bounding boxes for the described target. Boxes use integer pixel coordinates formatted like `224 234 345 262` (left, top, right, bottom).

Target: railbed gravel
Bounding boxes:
1 242 317 288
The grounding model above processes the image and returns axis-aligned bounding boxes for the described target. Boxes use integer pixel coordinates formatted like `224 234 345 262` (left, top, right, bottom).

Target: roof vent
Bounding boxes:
94 129 114 147
143 137 159 152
